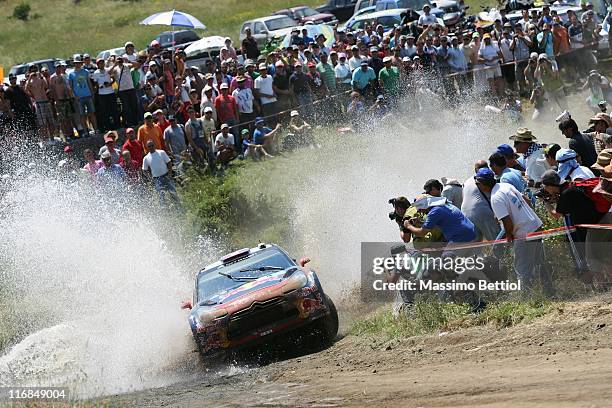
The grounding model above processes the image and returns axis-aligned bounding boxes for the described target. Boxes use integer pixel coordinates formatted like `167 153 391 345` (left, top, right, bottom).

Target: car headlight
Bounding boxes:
284 270 309 293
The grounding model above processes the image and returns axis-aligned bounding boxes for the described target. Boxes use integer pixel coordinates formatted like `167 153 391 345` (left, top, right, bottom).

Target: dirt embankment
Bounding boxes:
99 296 612 408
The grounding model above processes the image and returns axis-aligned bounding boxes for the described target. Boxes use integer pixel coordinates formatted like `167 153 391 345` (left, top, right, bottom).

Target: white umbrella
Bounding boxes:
140 10 206 29
140 10 206 45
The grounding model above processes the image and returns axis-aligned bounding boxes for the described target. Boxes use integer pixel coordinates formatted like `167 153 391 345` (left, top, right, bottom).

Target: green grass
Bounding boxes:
351 298 552 339
0 0 497 71
0 0 321 69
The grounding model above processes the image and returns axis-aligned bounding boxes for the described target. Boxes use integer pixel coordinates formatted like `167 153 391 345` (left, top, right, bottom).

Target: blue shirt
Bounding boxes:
422 204 476 243
68 68 92 98
499 167 526 193
447 47 468 72
351 67 376 90
253 127 271 145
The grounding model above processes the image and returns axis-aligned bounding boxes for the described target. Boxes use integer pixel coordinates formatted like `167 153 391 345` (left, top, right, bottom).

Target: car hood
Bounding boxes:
433 0 458 8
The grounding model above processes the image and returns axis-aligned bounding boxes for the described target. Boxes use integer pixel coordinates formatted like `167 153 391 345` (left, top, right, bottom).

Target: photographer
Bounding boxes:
540 169 609 285
389 196 443 245
534 54 567 111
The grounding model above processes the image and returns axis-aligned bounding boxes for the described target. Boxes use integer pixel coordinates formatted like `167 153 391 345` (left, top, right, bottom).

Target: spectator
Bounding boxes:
535 54 566 111
110 56 138 127
489 152 527 193
475 168 552 293
558 117 598 168
164 115 187 163
334 53 352 92
142 140 181 207
242 128 273 160
68 56 97 136
379 56 400 98
232 75 256 127
440 177 463 208
96 150 126 188
25 65 54 139
200 85 218 121
461 160 501 241
586 112 612 154
138 112 165 152
82 148 103 179
185 106 212 168
403 194 476 244
120 150 141 185
254 64 277 117
121 127 144 167
544 143 562 168
272 62 293 114
99 132 122 165
253 117 281 154
241 27 260 60
555 148 595 181
214 124 236 168
352 61 377 96
92 58 118 132
509 128 549 184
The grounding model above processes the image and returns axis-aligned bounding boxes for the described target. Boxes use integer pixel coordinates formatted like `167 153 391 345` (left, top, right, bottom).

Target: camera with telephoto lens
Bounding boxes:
388 198 401 221
534 188 552 202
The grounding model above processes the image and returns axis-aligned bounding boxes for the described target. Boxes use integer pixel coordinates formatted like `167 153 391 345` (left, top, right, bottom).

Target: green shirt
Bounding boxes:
316 62 336 91
130 68 141 90
379 66 400 94
249 71 260 81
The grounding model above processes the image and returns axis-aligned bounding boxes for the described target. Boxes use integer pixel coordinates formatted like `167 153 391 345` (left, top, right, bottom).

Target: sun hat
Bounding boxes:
413 194 447 210
591 149 612 171
588 112 612 127
509 128 537 142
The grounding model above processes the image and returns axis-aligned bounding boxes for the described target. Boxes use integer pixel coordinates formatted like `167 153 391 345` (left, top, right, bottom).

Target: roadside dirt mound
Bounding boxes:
100 295 612 407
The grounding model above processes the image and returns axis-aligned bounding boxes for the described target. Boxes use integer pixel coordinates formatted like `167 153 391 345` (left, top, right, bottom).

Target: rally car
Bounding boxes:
182 243 338 359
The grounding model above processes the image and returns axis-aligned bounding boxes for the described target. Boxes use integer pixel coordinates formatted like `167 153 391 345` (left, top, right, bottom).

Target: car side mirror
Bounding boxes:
180 300 193 310
299 257 311 267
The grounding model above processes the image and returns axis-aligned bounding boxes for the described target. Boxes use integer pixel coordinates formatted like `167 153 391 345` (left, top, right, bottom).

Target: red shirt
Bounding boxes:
214 94 238 124
122 138 145 167
121 160 141 183
157 117 170 134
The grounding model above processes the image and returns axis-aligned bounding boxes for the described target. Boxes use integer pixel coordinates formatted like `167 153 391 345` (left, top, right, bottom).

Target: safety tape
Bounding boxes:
418 223 612 252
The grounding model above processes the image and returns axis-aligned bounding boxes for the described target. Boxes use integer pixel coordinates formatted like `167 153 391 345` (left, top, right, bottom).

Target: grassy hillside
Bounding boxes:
1 0 494 70
0 0 320 68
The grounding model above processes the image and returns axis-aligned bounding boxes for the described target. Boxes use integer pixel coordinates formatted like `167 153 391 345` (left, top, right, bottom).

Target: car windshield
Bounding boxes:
295 7 319 18
396 0 429 9
9 65 28 76
197 248 294 302
266 16 296 31
377 15 402 28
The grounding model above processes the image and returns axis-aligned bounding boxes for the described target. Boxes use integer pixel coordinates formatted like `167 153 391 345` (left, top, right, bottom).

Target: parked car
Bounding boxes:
154 30 201 50
432 0 465 26
345 8 444 32
375 0 446 22
274 6 338 25
316 0 359 22
7 59 60 84
353 0 381 16
181 243 338 359
96 46 130 61
281 24 336 48
184 36 228 70
239 15 298 48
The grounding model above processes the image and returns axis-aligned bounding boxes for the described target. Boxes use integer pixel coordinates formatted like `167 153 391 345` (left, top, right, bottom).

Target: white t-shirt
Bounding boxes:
525 148 550 183
254 75 276 105
111 65 134 91
491 182 542 238
348 56 364 72
142 150 171 178
418 14 437 26
91 69 115 95
499 38 514 62
569 166 595 181
334 63 352 84
214 133 235 153
232 87 254 113
123 53 137 63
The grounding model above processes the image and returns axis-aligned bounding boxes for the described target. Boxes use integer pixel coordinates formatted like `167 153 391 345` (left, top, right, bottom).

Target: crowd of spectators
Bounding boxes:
390 111 612 299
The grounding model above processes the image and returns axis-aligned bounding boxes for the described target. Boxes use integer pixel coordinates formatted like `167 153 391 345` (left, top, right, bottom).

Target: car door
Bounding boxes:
253 21 269 47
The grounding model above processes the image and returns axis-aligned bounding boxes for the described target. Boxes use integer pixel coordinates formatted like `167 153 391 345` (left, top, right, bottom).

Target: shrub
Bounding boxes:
13 2 31 21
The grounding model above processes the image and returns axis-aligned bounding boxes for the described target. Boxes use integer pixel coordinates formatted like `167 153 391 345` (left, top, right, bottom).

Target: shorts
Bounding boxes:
77 96 95 115
484 65 502 80
56 99 74 121
35 101 55 127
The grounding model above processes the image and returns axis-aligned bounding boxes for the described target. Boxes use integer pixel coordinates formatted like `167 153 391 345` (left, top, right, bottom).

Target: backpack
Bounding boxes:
570 178 612 214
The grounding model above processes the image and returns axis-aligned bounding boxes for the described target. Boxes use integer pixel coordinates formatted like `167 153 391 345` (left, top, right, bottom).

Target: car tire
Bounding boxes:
318 294 339 344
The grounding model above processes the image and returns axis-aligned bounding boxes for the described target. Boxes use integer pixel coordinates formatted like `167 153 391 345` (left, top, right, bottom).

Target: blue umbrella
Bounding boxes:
140 9 206 29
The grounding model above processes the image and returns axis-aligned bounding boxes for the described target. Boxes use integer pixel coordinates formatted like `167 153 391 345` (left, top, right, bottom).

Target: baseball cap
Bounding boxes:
63 145 73 153
104 134 115 143
74 55 83 63
483 33 491 39
275 61 285 67
530 52 538 60
258 63 267 70
474 168 496 184
241 129 250 135
144 112 153 119
360 61 368 66
308 61 316 68
220 83 229 89
221 123 229 130
150 40 160 47
290 110 299 117
255 117 264 125
153 109 163 115
83 53 90 59
541 169 562 186
126 128 135 134
383 56 392 63
125 41 134 48
204 106 213 113
168 115 176 121
496 143 516 157
101 151 111 159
